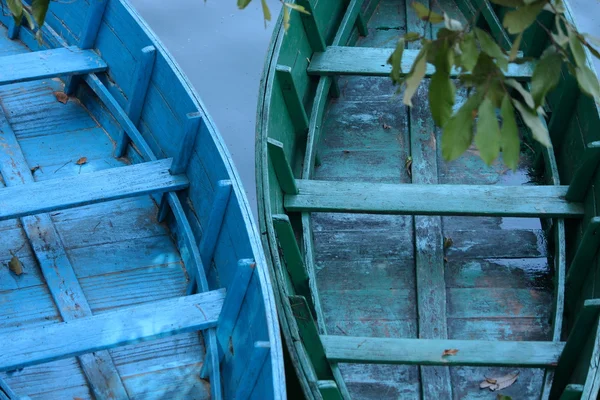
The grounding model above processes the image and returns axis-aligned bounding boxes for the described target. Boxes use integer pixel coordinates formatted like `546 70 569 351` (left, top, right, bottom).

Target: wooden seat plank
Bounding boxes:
0 158 188 221
286 180 583 217
0 46 106 85
307 46 535 79
0 289 225 372
321 335 565 367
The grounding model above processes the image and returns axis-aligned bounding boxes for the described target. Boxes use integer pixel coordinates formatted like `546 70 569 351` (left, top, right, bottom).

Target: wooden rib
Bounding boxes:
170 112 203 175
0 378 17 399
0 109 129 399
0 47 106 85
0 158 188 221
0 290 225 372
83 70 223 398
307 46 535 79
582 321 600 399
276 65 309 132
550 299 600 398
559 385 583 400
199 180 233 271
321 335 565 367
64 0 108 94
565 218 600 305
268 138 299 194
115 45 157 157
565 142 600 201
286 180 584 217
7 18 19 40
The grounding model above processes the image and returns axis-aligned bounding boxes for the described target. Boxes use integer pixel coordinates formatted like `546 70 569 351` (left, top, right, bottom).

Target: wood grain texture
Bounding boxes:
287 179 583 217
0 158 188 221
0 46 106 85
0 289 225 372
321 335 565 366
308 46 535 78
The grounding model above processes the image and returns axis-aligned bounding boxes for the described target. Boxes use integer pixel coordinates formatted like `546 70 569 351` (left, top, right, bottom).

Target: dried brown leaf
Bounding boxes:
75 157 87 165
383 123 392 129
444 237 453 249
30 165 40 173
442 349 458 356
481 372 519 391
54 91 68 104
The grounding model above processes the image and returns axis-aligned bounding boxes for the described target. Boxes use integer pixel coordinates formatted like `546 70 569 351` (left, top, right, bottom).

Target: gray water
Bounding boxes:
130 0 599 217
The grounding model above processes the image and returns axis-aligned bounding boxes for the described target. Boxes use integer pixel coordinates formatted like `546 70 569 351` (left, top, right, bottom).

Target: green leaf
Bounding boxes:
502 1 546 34
387 38 405 84
489 0 524 7
497 395 513 400
261 0 271 25
411 1 444 24
237 0 252 9
430 72 456 127
568 28 587 67
500 94 520 169
575 65 600 100
505 78 535 109
22 9 34 30
475 28 508 71
531 50 562 108
512 99 551 147
509 32 523 61
283 5 290 32
475 97 501 165
404 32 421 42
459 32 478 72
583 40 600 60
441 94 481 161
7 0 23 25
403 46 429 106
284 3 310 14
32 0 50 27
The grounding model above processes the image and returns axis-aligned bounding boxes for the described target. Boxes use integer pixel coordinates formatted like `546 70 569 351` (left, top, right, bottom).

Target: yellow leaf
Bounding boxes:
403 47 429 107
261 0 271 25
283 5 290 32
284 2 310 14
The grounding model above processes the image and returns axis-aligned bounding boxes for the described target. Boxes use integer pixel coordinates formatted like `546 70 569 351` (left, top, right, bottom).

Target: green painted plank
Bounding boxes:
321 335 565 367
409 83 452 399
276 65 309 132
0 46 107 85
307 47 535 79
565 142 600 201
297 0 326 52
0 158 188 221
0 289 225 372
469 0 512 49
550 299 600 399
565 218 600 304
272 215 314 316
334 0 366 45
289 296 338 382
582 319 600 399
286 180 584 217
317 380 343 400
268 138 299 194
560 384 583 400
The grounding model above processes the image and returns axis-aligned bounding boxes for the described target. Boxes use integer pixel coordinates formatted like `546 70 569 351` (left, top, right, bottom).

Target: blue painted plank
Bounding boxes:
7 19 19 40
200 180 233 272
0 158 188 221
0 377 16 400
0 47 106 85
0 289 225 372
170 112 203 175
216 259 256 360
286 179 585 217
63 0 108 94
115 45 157 158
235 342 270 399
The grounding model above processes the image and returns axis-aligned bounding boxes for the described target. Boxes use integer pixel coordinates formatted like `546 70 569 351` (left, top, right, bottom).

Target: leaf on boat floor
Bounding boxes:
53 91 68 104
75 157 88 165
480 371 519 391
497 395 513 400
442 349 458 356
8 255 23 276
444 237 453 249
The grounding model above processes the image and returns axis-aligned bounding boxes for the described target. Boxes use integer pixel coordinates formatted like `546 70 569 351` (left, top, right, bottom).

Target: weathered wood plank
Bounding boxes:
0 46 106 85
170 112 203 175
276 65 309 132
268 138 299 194
286 180 583 217
565 218 600 305
321 335 564 366
0 158 188 221
235 342 270 399
565 142 600 201
550 299 600 398
307 46 535 78
199 180 233 272
0 289 225 372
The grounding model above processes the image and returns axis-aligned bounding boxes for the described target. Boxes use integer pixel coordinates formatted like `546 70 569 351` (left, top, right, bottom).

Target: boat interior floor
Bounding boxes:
310 1 555 398
0 25 210 400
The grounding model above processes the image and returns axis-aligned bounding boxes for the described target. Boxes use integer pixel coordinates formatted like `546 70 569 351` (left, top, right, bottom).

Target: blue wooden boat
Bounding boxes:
256 0 600 399
0 1 285 399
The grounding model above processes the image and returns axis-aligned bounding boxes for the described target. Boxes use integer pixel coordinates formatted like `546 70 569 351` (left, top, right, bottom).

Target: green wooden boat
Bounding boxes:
256 0 600 399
